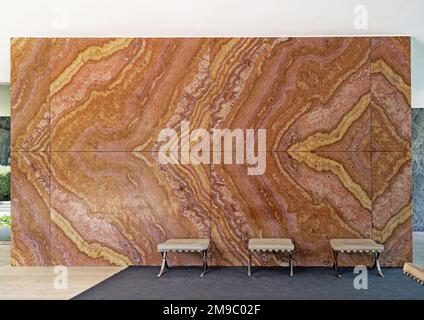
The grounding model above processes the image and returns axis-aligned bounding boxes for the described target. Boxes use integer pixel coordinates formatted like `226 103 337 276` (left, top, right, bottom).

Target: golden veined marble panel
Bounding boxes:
11 39 50 151
49 38 211 152
211 151 372 266
371 37 411 151
50 151 210 266
11 152 50 265
209 37 371 152
372 151 412 266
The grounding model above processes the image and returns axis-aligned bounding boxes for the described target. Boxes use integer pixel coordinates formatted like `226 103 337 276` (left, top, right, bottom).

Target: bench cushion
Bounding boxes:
403 263 424 284
157 239 210 252
330 239 384 252
248 238 294 252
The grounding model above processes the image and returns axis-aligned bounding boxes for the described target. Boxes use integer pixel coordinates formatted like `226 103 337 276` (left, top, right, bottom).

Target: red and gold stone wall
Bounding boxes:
10 37 412 267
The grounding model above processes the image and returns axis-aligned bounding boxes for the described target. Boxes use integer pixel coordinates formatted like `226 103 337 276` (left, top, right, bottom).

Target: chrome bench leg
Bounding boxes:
333 250 341 277
289 252 294 277
373 252 384 278
248 251 252 276
200 250 208 277
371 253 377 270
157 252 168 277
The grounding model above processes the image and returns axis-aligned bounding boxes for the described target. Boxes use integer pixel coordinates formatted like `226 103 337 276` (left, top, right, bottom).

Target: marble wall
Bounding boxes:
413 108 424 231
11 37 412 266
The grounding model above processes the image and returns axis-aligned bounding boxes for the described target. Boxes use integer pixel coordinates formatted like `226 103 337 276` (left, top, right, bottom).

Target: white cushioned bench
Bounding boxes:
403 263 424 285
248 238 295 276
330 239 384 277
157 239 210 277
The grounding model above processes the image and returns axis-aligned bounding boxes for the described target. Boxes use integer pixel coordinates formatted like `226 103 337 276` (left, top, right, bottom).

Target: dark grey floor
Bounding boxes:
73 266 424 300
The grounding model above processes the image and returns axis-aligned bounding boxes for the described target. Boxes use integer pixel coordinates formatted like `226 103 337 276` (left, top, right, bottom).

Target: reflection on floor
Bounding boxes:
0 242 124 300
0 233 423 300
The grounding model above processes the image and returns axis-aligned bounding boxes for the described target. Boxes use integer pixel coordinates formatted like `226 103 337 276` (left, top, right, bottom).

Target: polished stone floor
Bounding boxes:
0 242 124 300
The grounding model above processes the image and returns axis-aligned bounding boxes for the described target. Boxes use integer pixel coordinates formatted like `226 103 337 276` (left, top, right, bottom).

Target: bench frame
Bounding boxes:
157 249 209 278
332 249 384 278
248 250 294 277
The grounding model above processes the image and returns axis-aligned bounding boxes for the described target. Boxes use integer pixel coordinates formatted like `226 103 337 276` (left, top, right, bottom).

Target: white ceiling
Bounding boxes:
1 0 424 105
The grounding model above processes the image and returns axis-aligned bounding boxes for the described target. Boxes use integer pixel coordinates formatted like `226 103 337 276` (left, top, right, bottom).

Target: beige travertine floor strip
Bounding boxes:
0 243 124 300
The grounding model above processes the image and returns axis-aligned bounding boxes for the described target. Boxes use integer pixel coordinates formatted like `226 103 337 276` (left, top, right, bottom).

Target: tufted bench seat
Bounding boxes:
403 263 424 285
330 239 384 277
248 238 295 277
157 239 210 277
